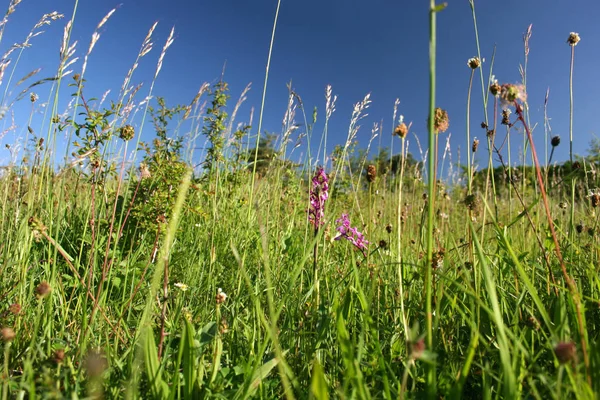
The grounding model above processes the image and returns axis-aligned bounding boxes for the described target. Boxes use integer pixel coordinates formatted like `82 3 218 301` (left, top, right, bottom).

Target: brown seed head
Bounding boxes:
567 32 581 46
554 341 577 364
9 303 21 315
35 281 52 298
591 193 600 208
467 57 481 69
472 138 480 153
118 125 135 141
489 82 502 97
432 107 449 134
1 327 15 342
551 135 561 147
410 338 426 360
139 162 151 179
216 288 227 304
366 164 377 183
394 122 409 138
385 224 393 234
54 349 66 364
501 109 512 125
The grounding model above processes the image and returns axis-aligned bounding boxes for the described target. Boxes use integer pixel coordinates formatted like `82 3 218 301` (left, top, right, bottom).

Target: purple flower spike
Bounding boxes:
335 214 369 253
308 167 329 228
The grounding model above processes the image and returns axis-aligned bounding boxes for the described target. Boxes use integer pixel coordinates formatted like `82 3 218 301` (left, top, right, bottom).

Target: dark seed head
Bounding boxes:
554 341 576 364
1 327 15 342
366 164 377 183
35 282 52 298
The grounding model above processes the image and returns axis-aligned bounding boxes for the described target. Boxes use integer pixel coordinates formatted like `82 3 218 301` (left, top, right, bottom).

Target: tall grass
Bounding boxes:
0 2 598 399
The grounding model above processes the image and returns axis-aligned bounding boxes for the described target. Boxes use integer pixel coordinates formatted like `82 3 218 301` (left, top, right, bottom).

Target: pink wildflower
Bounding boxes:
308 167 329 228
335 214 369 255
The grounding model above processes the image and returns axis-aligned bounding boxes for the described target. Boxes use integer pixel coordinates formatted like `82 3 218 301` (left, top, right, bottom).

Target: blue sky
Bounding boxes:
1 0 599 176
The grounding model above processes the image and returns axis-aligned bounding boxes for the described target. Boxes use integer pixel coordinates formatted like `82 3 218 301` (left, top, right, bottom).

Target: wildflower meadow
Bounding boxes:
0 0 599 399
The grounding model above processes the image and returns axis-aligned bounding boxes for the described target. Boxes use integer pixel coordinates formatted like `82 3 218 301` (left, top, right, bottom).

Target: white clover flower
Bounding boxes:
174 282 189 292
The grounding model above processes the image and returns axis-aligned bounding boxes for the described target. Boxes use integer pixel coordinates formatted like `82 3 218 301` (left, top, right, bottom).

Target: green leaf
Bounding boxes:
246 356 280 397
310 359 329 400
183 319 198 400
143 328 169 399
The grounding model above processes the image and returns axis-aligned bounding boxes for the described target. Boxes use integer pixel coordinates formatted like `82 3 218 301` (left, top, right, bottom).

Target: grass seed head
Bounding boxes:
54 349 66 364
489 81 501 97
501 109 512 125
9 303 21 315
567 32 580 46
118 125 135 141
1 327 15 342
551 135 561 147
35 281 52 298
432 107 449 134
394 122 409 138
467 57 481 69
554 341 577 364
366 164 377 183
216 288 227 304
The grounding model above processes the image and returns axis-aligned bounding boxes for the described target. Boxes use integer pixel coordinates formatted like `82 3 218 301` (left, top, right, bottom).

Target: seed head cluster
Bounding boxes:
432 107 449 134
467 57 481 69
393 122 409 138
567 32 581 46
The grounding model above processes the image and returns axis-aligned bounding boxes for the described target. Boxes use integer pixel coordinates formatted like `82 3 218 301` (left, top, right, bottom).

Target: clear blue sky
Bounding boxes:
1 0 599 174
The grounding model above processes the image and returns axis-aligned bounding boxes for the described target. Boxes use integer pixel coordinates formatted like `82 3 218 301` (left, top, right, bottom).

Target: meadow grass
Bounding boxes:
0 1 599 399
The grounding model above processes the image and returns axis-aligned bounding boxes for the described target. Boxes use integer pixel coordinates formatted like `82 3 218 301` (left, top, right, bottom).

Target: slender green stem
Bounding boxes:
248 0 281 218
466 69 474 194
569 45 576 236
426 1 442 396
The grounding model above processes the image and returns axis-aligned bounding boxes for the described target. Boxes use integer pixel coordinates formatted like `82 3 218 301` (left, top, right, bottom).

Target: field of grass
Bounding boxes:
1 1 599 399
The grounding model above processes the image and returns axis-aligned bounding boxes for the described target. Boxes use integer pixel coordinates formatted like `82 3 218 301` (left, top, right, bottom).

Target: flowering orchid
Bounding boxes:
335 214 369 255
308 167 329 228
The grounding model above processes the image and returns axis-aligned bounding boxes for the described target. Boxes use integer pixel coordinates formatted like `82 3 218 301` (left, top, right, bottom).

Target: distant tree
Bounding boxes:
246 133 279 177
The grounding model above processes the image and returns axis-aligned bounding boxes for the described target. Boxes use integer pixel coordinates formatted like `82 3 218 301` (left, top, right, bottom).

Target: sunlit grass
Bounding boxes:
0 1 598 399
